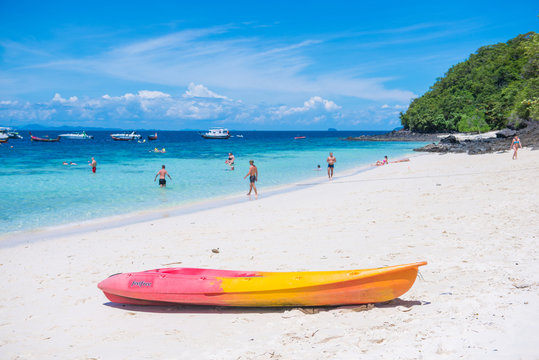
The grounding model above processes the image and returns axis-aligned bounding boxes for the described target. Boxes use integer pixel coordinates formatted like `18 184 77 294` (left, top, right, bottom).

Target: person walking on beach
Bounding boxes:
244 160 258 197
89 157 97 173
154 165 172 187
225 152 235 170
511 135 522 160
327 152 336 179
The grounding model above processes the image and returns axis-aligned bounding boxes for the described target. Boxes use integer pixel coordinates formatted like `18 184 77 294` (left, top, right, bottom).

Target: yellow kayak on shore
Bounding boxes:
99 261 427 307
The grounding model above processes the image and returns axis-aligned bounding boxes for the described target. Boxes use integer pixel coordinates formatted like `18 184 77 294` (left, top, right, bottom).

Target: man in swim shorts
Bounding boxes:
243 160 258 197
90 157 97 173
327 152 336 179
154 165 172 187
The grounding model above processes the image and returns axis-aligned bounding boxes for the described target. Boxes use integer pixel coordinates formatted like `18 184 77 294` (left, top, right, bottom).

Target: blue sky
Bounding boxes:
0 1 537 130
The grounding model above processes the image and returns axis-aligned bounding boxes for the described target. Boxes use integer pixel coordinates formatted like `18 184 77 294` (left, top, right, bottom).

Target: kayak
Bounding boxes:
98 261 427 307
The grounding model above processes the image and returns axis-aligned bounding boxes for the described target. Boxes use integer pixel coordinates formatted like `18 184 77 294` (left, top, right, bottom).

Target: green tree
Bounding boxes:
400 32 539 132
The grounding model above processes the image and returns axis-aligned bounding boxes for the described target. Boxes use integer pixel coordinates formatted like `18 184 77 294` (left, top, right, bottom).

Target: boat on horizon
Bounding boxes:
110 131 142 141
201 128 231 139
0 127 23 139
98 261 427 307
59 131 94 140
30 132 60 142
148 132 158 141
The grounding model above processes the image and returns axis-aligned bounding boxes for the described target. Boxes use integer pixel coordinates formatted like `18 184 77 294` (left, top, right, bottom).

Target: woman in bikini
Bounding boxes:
511 135 522 160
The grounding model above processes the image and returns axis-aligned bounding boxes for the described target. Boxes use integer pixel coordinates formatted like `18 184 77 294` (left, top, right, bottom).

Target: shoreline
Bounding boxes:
2 154 414 247
1 149 537 358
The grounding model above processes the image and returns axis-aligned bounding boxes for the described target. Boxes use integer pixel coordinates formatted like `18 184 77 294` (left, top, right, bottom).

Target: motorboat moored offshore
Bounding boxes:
201 128 231 139
59 131 94 140
110 131 142 141
0 127 23 139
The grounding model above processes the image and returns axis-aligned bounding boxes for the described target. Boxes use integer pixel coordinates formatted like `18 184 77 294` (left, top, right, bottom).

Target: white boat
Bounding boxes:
110 131 141 141
0 127 23 139
0 133 8 142
201 128 230 139
59 131 93 140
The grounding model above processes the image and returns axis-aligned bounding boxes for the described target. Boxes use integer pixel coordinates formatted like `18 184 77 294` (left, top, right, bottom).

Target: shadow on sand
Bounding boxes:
103 297 430 315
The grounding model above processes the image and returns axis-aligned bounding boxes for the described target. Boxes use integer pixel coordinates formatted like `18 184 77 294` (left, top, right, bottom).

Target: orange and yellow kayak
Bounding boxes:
98 261 427 307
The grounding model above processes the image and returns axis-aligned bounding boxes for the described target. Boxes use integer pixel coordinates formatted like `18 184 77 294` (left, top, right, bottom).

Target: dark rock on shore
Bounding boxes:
345 120 539 155
345 129 439 142
414 120 539 155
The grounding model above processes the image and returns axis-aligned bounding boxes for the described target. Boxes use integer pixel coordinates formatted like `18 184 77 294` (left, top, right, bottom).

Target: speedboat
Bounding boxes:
30 132 60 142
0 133 8 143
59 131 94 140
201 128 230 139
110 131 141 141
0 127 23 139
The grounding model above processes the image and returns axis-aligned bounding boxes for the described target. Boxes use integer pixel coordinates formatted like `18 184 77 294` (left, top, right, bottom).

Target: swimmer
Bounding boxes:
154 164 172 187
327 152 336 179
89 157 97 173
225 152 235 170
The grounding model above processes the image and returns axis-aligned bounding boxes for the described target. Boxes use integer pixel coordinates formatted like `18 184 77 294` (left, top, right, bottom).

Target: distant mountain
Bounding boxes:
400 32 538 132
17 124 123 131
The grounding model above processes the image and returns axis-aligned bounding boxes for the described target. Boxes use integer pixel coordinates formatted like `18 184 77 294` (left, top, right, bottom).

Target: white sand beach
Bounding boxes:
1 149 538 359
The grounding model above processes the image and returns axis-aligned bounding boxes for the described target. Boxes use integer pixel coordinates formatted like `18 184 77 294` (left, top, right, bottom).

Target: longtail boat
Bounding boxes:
98 261 427 307
30 133 60 142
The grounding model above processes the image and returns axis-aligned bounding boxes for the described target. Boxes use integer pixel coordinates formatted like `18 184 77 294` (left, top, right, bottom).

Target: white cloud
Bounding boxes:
273 96 341 117
0 85 403 129
183 83 228 99
13 26 416 104
52 93 78 103
0 100 18 105
381 103 408 110
138 90 171 99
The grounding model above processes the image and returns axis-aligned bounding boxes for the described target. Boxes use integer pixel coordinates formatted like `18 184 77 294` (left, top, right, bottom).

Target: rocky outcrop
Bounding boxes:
414 121 538 154
345 130 439 142
345 120 538 155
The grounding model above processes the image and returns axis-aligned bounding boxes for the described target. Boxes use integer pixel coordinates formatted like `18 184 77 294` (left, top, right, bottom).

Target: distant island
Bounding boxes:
400 32 538 133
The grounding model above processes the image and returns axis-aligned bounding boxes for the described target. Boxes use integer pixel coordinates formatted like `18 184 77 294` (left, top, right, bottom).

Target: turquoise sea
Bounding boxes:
0 130 427 234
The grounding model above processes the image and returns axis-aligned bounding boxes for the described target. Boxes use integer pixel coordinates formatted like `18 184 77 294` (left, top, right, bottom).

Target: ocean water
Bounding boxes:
0 130 427 234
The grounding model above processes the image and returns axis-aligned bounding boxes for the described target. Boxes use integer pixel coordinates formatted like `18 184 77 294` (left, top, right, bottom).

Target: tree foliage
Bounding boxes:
400 32 539 132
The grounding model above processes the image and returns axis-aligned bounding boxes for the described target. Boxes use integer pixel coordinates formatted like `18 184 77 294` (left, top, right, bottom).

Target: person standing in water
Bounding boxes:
89 157 97 173
154 165 172 187
327 152 336 179
225 152 235 170
511 135 522 160
244 160 258 197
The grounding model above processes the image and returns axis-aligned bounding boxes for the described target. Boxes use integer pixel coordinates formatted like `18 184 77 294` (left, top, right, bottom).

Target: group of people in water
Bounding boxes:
83 135 524 195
